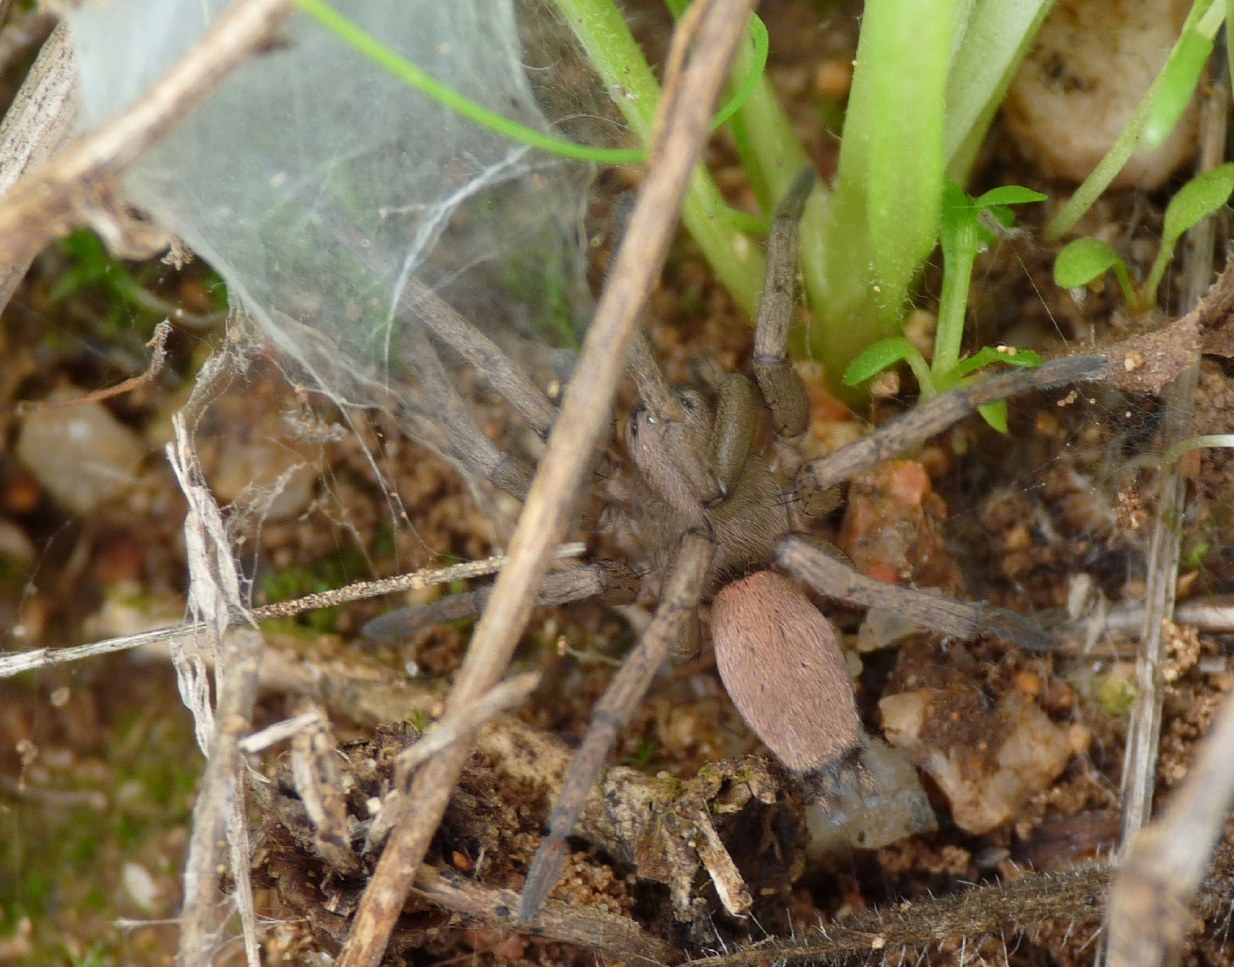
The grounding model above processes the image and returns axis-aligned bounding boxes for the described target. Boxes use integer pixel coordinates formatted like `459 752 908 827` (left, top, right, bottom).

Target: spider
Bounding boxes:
370 169 1109 924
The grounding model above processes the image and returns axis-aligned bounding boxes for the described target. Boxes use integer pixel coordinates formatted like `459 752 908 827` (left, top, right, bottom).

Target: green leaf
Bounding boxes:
857 0 959 315
951 346 1044 379
972 185 1047 208
1053 238 1125 289
1162 162 1234 242
842 337 919 386
1144 162 1234 304
944 0 1054 178
977 401 1009 433
1046 0 1222 240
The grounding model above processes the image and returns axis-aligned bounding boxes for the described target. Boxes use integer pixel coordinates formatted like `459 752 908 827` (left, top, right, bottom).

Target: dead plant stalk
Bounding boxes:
335 0 761 963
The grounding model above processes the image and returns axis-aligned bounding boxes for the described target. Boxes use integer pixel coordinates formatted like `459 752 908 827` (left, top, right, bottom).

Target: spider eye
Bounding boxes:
628 404 646 437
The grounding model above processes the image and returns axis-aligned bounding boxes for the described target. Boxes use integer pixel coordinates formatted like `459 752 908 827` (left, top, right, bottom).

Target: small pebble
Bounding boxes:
17 394 146 514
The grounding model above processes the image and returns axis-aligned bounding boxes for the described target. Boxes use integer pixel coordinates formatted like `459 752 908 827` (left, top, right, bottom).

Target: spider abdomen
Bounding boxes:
711 570 862 778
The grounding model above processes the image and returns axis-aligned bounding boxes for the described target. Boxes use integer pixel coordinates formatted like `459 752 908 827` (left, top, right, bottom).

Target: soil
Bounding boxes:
2 2 1234 965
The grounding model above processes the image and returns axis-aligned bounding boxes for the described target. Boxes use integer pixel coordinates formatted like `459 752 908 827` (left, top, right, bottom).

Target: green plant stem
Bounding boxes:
934 212 975 380
1045 0 1221 240
807 0 959 396
1228 0 1234 97
294 0 643 164
1112 261 1143 310
551 0 765 316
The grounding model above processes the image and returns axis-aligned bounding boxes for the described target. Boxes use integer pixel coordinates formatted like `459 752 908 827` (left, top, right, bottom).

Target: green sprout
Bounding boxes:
842 182 1046 432
1053 163 1234 311
1045 0 1225 240
1183 541 1211 570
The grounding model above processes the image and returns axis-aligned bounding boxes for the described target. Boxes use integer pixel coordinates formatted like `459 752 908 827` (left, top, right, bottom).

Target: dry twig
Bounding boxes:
16 320 172 413
0 544 584 678
1108 689 1234 967
336 1 761 963
0 0 292 269
0 21 76 310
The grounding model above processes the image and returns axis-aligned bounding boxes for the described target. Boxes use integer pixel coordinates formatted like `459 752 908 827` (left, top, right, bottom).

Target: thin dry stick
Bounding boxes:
0 545 584 679
393 670 539 778
1116 74 1226 849
0 22 77 311
16 320 172 413
369 671 544 848
1106 71 1230 967
1107 686 1234 967
336 2 759 963
0 0 292 269
413 866 679 966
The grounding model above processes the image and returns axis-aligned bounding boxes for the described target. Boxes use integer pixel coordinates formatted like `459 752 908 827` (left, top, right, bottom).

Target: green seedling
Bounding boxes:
1184 541 1210 570
1053 163 1234 311
1161 433 1234 472
1046 0 1224 240
843 182 1046 432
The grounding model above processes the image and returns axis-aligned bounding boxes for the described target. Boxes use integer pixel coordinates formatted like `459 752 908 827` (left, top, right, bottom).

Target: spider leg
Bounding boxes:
361 562 638 641
401 327 534 498
519 531 714 923
753 167 816 439
777 535 1057 652
627 332 723 506
710 374 758 492
403 278 558 439
796 352 1109 497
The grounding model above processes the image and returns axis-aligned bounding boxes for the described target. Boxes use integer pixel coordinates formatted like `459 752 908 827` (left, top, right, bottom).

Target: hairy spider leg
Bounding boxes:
400 327 534 498
518 532 714 922
363 562 637 641
401 277 558 438
753 166 815 438
778 535 1058 653
795 352 1109 498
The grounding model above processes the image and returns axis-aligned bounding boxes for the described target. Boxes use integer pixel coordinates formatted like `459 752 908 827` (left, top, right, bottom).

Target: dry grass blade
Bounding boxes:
392 671 540 779
0 0 291 268
336 3 759 962
1116 64 1226 853
0 545 583 678
413 866 679 965
1106 68 1231 967
179 630 262 966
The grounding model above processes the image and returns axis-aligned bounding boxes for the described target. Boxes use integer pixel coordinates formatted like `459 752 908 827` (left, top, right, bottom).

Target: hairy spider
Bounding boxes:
370 169 1108 924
